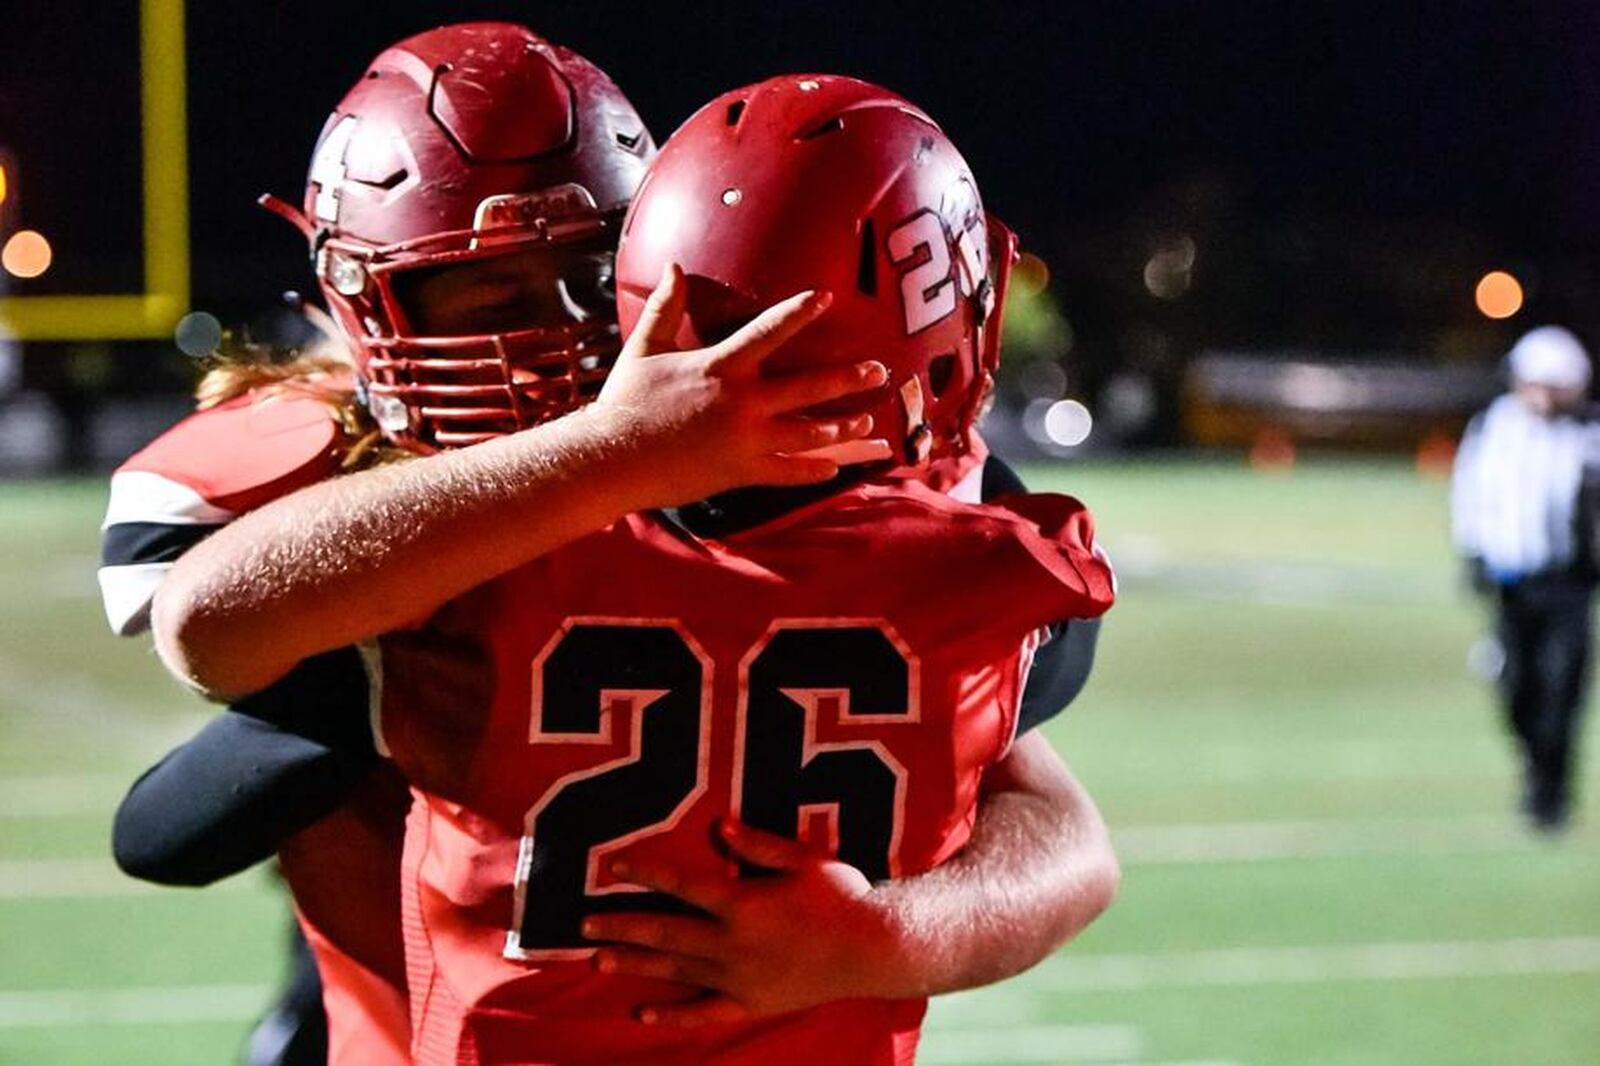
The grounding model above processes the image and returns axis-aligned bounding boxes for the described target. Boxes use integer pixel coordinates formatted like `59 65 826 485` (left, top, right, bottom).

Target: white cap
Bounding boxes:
1509 326 1591 390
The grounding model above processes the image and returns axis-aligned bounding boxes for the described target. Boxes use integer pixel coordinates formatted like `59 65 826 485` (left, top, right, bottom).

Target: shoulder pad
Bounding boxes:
113 391 345 518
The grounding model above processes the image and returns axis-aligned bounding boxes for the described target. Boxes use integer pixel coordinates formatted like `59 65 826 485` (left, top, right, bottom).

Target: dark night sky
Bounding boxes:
5 1 1600 351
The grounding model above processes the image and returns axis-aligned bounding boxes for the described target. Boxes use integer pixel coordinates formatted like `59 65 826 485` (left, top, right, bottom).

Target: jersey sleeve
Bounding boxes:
98 392 344 635
1449 408 1488 561
978 457 1103 732
957 490 1115 759
101 389 368 884
983 491 1117 625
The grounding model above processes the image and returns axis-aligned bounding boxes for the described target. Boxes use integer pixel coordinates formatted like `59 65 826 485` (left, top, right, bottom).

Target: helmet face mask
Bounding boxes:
270 22 655 451
615 74 1017 470
387 242 616 339
323 219 622 446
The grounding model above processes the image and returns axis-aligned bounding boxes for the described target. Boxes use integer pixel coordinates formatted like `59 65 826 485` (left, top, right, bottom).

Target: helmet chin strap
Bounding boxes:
942 214 1017 452
258 193 317 241
900 376 933 464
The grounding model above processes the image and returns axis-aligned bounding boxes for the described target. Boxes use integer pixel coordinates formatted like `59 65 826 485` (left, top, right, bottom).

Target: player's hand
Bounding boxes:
581 818 907 1026
591 262 894 504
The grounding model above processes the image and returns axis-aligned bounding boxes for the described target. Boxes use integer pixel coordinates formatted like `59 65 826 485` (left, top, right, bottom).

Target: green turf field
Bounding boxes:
2 460 1596 1065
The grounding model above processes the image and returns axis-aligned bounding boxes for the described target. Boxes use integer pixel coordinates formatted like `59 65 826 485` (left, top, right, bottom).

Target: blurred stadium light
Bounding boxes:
0 0 188 340
1142 235 1196 301
2 231 53 279
1474 270 1524 320
1042 398 1094 447
0 148 14 233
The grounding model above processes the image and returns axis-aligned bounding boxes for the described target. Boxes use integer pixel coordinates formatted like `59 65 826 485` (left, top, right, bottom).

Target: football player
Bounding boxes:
105 23 881 1065
150 68 1120 1062
114 24 1111 1065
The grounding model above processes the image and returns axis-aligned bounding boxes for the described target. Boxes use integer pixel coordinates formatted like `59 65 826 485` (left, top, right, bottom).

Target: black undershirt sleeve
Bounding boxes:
980 456 1104 734
1015 617 1103 734
111 648 375 886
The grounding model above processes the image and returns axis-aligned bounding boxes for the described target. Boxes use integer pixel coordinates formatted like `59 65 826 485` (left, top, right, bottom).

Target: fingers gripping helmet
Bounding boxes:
263 23 655 451
614 74 1017 467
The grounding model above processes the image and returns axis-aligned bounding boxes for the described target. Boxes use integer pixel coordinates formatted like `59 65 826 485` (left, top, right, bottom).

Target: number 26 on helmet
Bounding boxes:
614 74 1019 468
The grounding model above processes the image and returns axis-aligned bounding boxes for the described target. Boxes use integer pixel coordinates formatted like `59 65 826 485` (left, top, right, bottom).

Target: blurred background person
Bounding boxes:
1452 326 1600 831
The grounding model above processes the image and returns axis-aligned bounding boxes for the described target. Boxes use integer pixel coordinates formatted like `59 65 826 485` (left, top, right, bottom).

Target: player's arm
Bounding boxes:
583 730 1118 1023
153 270 891 700
857 730 1118 996
1450 409 1494 591
101 407 384 886
112 649 374 886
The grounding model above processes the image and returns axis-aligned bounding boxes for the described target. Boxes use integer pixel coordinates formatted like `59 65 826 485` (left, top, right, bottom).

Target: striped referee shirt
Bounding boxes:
1451 393 1600 582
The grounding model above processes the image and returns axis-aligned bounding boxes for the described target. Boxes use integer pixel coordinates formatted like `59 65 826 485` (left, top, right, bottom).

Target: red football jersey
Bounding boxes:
377 480 1114 1065
100 389 412 1066
278 768 413 1066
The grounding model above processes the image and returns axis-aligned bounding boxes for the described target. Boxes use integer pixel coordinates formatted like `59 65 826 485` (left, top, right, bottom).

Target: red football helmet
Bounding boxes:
615 74 1016 467
262 22 655 450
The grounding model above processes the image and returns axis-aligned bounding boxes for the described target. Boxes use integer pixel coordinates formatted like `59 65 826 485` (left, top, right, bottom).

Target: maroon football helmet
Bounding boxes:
262 22 655 450
615 74 1016 467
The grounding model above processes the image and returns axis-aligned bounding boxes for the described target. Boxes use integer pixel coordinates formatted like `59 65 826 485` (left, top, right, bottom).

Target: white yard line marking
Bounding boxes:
0 651 211 751
0 773 130 818
1114 556 1446 607
919 1020 1140 1062
1038 937 1600 993
1143 739 1515 783
1112 813 1570 864
0 984 273 1028
0 812 1579 901
0 859 256 900
1062 1056 1248 1062
1075 1056 1248 1062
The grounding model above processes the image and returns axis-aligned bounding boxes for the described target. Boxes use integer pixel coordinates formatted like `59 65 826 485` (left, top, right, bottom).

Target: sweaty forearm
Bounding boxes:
150 276 883 700
867 733 1119 997
153 403 659 698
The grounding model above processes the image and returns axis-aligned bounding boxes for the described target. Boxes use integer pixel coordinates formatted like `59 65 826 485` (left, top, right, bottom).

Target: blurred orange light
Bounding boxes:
1416 432 1456 479
0 163 7 207
1474 271 1523 319
1248 426 1296 472
2 229 52 279
1012 252 1050 296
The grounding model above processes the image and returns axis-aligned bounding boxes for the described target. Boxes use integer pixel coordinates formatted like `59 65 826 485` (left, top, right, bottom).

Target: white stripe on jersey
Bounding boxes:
101 470 238 530
357 641 391 758
947 461 985 504
997 624 1050 761
96 562 172 637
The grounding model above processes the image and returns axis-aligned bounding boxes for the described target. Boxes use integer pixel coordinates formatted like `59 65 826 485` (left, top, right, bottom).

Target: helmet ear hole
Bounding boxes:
927 353 958 398
798 116 845 140
614 74 986 465
856 220 878 296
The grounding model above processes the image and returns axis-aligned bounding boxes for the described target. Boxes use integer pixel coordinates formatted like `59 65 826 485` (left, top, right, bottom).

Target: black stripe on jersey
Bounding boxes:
101 521 224 567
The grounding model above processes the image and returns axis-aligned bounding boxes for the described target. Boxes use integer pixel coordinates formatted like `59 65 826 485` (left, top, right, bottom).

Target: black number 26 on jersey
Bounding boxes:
506 619 915 960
